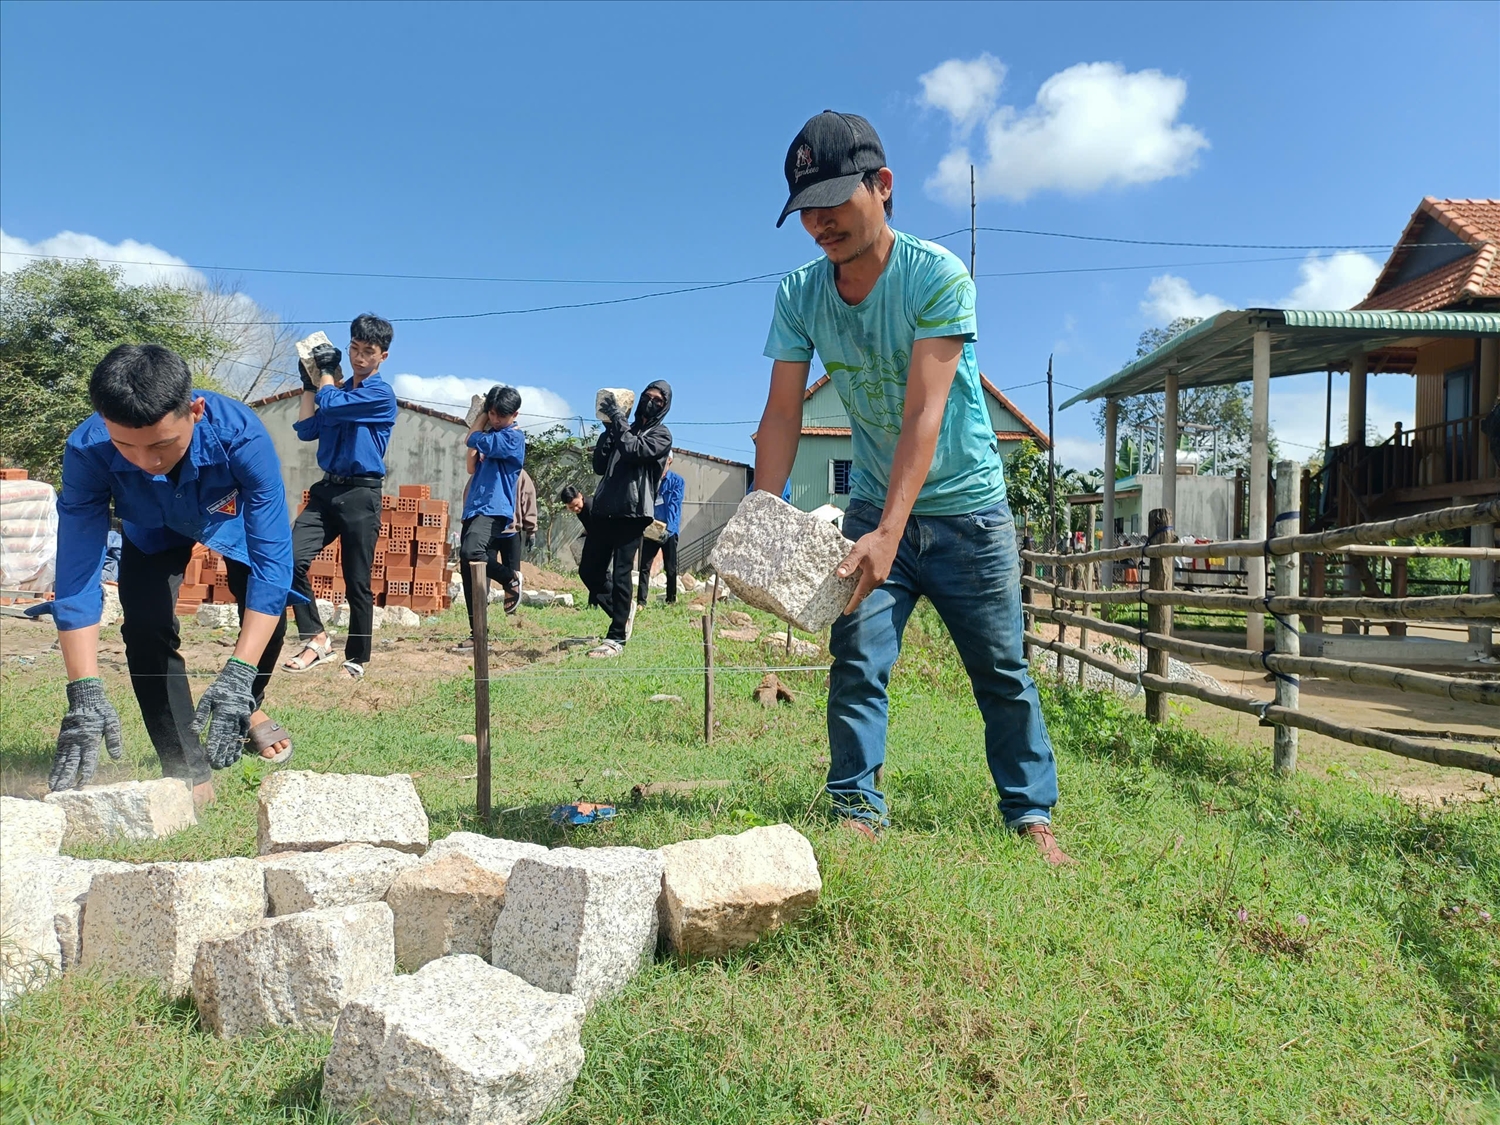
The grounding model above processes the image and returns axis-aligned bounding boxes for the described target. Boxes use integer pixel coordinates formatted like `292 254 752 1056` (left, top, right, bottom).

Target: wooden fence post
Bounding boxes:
1272 461 1301 776
1145 508 1176 723
1077 561 1091 685
1021 535 1034 662
468 561 492 821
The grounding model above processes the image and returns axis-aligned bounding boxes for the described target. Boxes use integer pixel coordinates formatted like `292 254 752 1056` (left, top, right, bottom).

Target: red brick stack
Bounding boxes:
378 485 455 613
174 486 455 616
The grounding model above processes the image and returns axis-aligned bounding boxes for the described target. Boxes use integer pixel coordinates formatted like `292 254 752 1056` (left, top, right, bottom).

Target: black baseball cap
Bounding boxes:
776 111 887 228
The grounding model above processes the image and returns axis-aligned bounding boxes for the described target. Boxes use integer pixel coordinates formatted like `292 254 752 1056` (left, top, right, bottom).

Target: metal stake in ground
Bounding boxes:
1272 461 1301 776
469 560 492 821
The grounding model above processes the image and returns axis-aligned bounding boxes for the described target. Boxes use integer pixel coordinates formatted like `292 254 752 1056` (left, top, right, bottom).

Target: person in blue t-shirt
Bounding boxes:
637 455 684 606
35 344 298 807
454 385 526 650
753 111 1069 865
283 314 398 680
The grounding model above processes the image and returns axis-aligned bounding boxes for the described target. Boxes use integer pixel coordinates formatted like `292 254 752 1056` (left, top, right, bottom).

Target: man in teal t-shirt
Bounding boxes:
754 111 1069 865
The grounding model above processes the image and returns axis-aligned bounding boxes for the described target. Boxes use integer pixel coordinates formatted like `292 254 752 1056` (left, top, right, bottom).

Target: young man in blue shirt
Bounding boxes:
37 344 297 806
637 454 684 606
753 111 1071 864
283 314 398 679
455 385 526 649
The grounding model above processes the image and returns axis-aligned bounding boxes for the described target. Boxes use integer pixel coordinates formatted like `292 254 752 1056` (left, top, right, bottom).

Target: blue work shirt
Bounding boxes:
464 425 525 521
654 470 684 537
47 392 297 631
292 373 398 477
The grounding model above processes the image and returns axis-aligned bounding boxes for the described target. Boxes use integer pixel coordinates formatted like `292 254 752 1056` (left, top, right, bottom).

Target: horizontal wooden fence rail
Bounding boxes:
1031 604 1498 708
1021 497 1499 566
1024 631 1500 777
1021 576 1500 620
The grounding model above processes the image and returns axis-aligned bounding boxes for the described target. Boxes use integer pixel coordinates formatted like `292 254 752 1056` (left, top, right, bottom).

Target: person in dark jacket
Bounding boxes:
581 380 672 656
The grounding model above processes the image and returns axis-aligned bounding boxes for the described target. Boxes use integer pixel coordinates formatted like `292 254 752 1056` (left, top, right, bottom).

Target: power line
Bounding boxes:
938 226 1412 252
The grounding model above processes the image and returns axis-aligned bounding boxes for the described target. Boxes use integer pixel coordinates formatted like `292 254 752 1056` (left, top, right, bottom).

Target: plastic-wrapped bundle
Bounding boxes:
0 479 59 592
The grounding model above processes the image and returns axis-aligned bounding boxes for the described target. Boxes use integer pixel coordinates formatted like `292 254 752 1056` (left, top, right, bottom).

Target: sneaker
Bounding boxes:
1018 822 1075 867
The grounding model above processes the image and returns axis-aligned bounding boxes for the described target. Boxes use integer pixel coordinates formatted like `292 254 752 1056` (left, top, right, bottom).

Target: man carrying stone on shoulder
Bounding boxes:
750 111 1072 864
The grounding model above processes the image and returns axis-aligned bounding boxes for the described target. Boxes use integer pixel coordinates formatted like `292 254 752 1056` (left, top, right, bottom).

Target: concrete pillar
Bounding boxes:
1102 398 1118 587
1247 329 1271 651
1347 353 1368 446
1272 459 1301 775
1162 370 1180 518
1479 338 1498 480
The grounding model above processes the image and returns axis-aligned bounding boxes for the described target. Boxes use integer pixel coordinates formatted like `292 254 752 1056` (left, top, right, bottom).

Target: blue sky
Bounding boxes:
3 1 1496 471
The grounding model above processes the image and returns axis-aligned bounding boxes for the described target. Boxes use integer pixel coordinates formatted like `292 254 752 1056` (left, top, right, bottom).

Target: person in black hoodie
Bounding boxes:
581 380 672 656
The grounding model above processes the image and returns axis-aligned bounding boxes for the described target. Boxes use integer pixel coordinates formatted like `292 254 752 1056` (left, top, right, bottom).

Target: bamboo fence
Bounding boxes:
1019 477 1499 778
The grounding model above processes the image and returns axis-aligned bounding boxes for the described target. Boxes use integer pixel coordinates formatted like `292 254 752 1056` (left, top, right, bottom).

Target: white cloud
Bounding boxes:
0 228 204 287
390 374 577 434
918 53 1005 135
924 60 1208 205
1141 274 1230 323
1054 434 1104 474
1279 251 1380 310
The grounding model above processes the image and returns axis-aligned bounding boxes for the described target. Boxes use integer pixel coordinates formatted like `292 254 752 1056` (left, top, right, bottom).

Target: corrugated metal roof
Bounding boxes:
1059 308 1500 410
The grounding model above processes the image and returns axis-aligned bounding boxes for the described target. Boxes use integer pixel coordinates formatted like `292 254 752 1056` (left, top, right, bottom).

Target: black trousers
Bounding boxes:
119 536 287 785
579 516 650 642
637 532 679 605
459 515 520 623
290 479 382 664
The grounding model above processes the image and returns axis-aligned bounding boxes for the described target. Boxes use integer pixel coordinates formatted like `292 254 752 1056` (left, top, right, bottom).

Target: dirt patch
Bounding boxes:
521 561 576 591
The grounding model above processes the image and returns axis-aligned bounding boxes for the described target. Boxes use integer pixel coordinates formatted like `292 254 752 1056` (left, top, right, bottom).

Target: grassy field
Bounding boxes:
1 591 1497 1124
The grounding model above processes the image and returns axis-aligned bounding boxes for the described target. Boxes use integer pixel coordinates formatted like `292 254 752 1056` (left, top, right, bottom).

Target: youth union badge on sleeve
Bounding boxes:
207 489 239 517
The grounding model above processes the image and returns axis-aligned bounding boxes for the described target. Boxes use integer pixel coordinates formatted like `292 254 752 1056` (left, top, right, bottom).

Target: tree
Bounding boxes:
0 259 229 483
521 424 599 562
181 278 297 401
1093 316 1261 476
1003 438 1048 536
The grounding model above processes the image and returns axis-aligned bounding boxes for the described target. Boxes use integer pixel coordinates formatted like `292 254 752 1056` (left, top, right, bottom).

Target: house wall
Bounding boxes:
1110 474 1235 540
253 396 472 518
672 450 750 552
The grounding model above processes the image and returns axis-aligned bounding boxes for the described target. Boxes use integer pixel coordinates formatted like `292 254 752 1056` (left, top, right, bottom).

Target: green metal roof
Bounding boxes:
1059 307 1500 410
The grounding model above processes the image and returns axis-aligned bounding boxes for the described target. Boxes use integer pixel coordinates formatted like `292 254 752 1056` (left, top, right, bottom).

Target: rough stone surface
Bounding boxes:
26 856 136 970
708 491 855 632
385 605 421 628
191 901 394 1038
43 778 196 847
388 835 545 969
316 598 337 623
0 795 66 860
257 771 429 855
0 860 61 1006
332 603 385 630
595 386 635 422
764 634 821 658
323 954 585 1125
80 858 266 996
99 583 123 629
490 846 664 1008
647 694 683 704
657 824 822 958
195 603 238 629
520 589 573 608
259 843 420 915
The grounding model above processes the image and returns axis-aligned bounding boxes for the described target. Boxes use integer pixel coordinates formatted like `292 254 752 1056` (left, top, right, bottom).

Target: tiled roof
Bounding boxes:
1358 197 1500 312
247 387 468 426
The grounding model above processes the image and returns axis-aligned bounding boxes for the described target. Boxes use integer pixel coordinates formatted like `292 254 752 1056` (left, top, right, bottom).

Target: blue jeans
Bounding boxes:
827 499 1058 828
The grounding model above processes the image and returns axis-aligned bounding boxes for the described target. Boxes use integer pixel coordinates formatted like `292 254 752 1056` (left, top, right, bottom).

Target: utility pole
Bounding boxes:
969 165 977 278
1046 354 1057 552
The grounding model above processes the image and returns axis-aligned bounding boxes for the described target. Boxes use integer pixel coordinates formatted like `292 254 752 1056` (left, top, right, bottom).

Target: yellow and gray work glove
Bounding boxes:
50 677 124 791
192 657 259 769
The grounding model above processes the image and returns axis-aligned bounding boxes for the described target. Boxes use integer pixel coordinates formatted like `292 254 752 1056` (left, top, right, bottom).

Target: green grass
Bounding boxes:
2 598 1497 1124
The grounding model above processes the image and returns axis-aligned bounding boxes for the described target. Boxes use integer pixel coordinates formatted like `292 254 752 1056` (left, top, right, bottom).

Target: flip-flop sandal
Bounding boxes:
282 638 334 672
342 660 366 679
247 718 294 765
